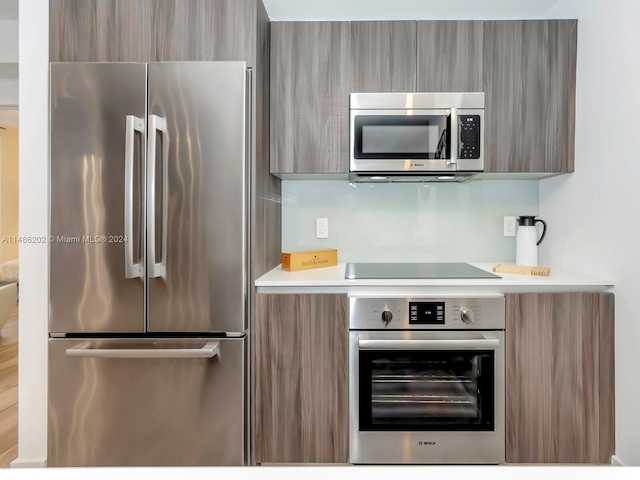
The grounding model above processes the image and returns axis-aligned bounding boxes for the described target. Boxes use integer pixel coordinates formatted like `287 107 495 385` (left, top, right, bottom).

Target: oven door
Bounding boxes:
349 330 505 464
350 109 455 173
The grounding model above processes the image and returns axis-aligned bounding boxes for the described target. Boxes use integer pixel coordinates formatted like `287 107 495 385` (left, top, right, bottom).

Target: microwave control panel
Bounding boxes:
459 115 481 159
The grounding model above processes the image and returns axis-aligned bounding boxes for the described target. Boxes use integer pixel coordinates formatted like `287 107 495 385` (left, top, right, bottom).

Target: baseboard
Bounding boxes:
10 457 47 468
611 455 626 466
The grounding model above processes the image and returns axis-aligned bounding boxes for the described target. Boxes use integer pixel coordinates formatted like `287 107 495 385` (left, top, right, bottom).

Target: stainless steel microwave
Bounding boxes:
349 92 484 182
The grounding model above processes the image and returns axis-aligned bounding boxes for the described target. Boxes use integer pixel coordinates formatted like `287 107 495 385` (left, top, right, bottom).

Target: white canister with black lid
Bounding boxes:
516 216 547 267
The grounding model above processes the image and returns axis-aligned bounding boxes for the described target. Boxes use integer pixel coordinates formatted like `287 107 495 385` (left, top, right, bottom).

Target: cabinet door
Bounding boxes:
254 294 348 464
50 0 257 64
350 21 416 93
505 293 614 463
49 0 154 61
270 22 350 174
483 20 577 173
151 0 255 63
416 21 483 92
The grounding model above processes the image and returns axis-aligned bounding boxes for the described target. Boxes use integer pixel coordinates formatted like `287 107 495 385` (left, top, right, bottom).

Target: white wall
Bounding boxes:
0 78 18 106
12 0 49 468
283 180 538 262
540 0 640 467
0 19 19 107
0 20 18 62
0 108 18 127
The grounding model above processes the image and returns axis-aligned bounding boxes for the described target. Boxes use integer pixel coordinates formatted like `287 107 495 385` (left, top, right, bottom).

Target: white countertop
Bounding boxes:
255 262 614 295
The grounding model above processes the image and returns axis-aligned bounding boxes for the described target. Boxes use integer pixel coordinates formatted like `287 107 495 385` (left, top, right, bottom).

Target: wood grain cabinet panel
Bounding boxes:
417 21 483 92
50 0 258 64
505 293 614 463
483 20 577 173
270 22 350 174
151 0 255 63
50 0 155 61
254 294 348 464
350 21 416 93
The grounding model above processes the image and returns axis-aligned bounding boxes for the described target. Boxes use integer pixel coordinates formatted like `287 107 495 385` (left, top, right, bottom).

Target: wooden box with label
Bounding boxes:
281 249 338 272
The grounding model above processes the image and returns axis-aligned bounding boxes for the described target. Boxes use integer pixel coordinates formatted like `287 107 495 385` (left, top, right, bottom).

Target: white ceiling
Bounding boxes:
0 109 18 128
262 0 560 20
0 0 17 20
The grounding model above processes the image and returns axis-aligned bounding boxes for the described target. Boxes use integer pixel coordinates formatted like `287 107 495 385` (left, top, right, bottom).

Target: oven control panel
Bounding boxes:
408 302 445 325
349 296 505 330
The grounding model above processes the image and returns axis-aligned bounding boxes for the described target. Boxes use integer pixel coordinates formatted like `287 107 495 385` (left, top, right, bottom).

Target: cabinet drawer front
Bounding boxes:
48 337 246 466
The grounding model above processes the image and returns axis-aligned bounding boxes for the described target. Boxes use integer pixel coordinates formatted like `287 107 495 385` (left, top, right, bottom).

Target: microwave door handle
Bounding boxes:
448 107 458 166
358 335 499 350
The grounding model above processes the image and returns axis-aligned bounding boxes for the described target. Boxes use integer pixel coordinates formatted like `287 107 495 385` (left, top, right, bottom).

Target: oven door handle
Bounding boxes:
358 335 499 350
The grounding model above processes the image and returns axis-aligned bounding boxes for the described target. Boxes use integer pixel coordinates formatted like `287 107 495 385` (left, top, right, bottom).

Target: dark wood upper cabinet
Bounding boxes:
50 0 155 62
483 20 577 173
270 22 350 174
151 0 256 63
350 21 416 93
254 294 348 464
417 21 483 92
505 293 614 464
269 19 576 176
50 0 259 64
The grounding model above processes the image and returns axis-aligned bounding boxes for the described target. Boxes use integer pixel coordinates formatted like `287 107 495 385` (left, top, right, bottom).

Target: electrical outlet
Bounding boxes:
316 217 329 239
504 216 516 237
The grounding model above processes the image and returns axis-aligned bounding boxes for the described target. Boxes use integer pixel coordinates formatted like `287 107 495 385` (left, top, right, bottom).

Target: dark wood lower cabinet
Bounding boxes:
505 293 614 463
254 294 348 464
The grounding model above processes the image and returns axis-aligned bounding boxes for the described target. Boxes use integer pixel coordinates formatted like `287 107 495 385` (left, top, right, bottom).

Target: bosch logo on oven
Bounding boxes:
418 441 437 446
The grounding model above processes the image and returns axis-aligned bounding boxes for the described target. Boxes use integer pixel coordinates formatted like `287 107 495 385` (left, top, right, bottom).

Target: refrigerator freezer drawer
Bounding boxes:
48 337 247 466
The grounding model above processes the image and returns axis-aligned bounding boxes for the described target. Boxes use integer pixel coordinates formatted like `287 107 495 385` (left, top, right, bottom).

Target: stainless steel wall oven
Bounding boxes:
349 296 505 464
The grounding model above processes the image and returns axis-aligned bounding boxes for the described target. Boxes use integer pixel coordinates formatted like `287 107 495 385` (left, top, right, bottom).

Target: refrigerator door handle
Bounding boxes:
124 115 145 279
147 114 169 278
65 341 221 359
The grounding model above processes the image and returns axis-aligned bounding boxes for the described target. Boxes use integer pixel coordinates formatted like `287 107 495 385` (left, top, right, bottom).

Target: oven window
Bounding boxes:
359 350 494 431
354 115 450 159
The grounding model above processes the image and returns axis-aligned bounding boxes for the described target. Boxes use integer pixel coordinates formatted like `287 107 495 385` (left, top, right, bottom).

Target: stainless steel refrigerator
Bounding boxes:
48 62 251 466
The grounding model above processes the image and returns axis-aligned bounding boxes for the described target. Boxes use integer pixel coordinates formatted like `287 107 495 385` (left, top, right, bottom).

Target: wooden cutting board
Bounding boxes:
492 264 550 276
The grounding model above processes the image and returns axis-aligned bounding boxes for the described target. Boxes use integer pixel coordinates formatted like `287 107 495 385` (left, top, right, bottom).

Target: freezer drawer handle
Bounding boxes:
147 114 169 279
65 341 221 359
124 114 145 279
358 336 499 350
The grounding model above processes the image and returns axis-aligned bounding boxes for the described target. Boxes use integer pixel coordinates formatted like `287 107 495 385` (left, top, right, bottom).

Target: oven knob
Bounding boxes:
461 307 475 324
381 310 393 326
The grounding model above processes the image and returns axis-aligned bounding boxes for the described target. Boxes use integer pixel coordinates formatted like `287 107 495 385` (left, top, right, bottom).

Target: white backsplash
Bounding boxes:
282 180 539 263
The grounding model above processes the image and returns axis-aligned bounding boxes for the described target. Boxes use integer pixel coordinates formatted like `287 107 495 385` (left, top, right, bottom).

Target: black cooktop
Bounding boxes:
344 262 501 280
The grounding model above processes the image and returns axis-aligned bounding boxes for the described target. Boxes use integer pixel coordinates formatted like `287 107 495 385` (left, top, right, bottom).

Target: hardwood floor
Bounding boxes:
0 307 18 468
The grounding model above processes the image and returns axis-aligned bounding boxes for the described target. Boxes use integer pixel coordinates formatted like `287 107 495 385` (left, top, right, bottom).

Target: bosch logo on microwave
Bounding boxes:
418 441 436 446
411 163 424 167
